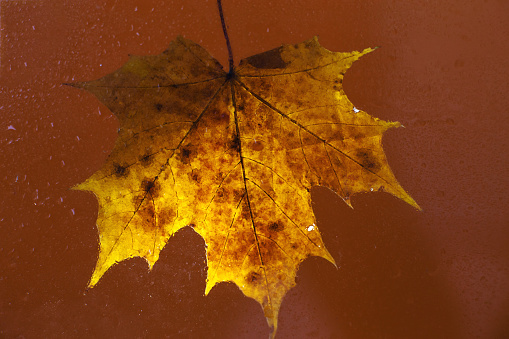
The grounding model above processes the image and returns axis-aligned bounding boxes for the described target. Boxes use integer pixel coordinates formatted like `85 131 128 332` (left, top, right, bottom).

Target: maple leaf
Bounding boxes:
71 35 419 336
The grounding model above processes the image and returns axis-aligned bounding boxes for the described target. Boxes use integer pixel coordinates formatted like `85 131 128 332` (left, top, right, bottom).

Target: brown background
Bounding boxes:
1 0 508 338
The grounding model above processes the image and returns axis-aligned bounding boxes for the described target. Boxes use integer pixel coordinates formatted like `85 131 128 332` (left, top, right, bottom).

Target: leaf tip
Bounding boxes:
401 193 422 211
70 181 88 192
87 277 99 289
412 200 423 211
359 46 380 57
204 279 216 296
176 35 186 44
342 196 354 209
63 81 87 90
388 121 403 129
306 35 321 49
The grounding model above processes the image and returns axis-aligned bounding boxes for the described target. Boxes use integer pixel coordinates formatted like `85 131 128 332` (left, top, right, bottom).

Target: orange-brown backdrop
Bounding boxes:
1 1 508 338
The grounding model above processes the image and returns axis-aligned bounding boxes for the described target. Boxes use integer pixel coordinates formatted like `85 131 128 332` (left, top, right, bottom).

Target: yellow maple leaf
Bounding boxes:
71 35 419 337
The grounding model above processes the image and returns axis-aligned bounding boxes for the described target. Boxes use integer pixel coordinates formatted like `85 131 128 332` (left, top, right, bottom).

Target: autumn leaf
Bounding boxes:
70 35 419 336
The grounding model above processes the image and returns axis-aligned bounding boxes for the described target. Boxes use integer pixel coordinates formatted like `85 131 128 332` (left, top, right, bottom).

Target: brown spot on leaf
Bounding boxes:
240 205 251 221
233 189 245 201
353 133 366 140
158 207 176 226
137 203 157 233
113 163 128 177
332 78 343 91
190 172 200 182
141 178 160 198
154 103 163 111
268 221 283 232
140 152 153 166
247 271 261 283
180 147 192 164
250 139 264 151
356 148 381 172
141 204 155 222
229 134 241 153
132 194 144 207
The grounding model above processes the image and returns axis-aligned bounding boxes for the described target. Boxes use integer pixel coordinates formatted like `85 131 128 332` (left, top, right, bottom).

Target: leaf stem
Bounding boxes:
217 0 234 74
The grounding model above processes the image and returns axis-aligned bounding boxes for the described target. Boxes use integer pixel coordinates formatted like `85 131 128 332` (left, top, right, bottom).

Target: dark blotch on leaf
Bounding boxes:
250 139 264 151
180 147 191 164
155 103 163 111
244 47 288 69
268 221 283 232
356 148 381 172
229 134 241 152
233 189 245 201
158 207 176 225
113 163 128 177
141 178 160 197
191 172 200 182
136 203 157 233
140 153 153 166
142 204 155 222
247 271 260 283
240 206 251 221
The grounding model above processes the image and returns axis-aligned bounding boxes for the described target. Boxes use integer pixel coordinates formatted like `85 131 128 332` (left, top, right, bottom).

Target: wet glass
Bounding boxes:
1 1 508 338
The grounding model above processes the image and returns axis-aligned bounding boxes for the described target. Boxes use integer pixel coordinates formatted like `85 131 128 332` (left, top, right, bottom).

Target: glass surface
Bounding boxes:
1 1 508 338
